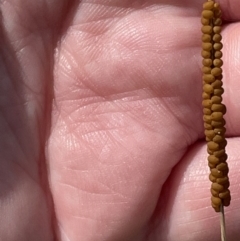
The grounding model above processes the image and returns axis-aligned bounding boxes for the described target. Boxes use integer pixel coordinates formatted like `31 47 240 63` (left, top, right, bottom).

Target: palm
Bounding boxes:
1 0 239 240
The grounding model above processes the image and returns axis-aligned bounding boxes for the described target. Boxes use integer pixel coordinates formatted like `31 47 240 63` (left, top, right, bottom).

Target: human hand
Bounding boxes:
1 0 240 240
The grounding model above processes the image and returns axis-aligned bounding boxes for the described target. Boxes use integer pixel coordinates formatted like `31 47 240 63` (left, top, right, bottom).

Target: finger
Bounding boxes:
152 138 240 241
222 23 240 136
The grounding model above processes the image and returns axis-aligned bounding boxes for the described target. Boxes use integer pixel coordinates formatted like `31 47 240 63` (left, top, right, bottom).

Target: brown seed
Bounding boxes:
213 26 221 34
203 108 212 115
203 58 213 67
209 174 217 182
219 139 227 148
211 196 222 206
205 130 215 139
211 104 226 113
213 149 226 157
203 84 214 94
223 197 231 207
214 9 222 18
211 112 223 121
214 43 223 50
202 66 212 74
213 127 226 136
215 51 223 58
216 74 223 80
211 67 222 76
213 59 223 67
202 10 214 19
203 1 214 10
223 180 230 189
211 79 222 88
211 96 222 104
208 155 220 164
201 18 210 25
202 42 213 51
216 162 228 171
219 190 230 199
212 182 224 192
203 115 212 123
214 88 224 96
207 148 214 155
213 135 224 143
202 99 212 108
202 92 211 100
211 168 223 178
213 34 222 42
217 177 229 185
208 162 215 168
219 153 228 162
211 188 219 197
203 74 215 83
205 123 213 130
202 25 213 34
212 203 221 212
202 34 211 42
214 18 222 26
208 142 219 151
211 120 225 128
214 2 220 9
202 50 211 58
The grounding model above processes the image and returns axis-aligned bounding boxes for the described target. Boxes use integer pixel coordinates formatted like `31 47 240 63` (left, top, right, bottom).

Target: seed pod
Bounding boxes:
202 1 230 211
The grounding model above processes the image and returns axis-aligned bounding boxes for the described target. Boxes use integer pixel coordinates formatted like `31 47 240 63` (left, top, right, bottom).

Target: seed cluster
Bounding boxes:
201 1 231 212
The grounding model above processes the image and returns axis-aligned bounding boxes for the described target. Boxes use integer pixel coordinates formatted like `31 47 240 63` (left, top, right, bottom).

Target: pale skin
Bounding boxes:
0 0 240 240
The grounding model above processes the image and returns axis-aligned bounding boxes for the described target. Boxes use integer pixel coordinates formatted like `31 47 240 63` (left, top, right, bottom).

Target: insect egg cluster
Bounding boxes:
201 1 231 212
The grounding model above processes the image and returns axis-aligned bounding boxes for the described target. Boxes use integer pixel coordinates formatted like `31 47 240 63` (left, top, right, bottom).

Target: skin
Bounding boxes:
0 0 240 240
